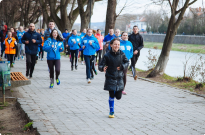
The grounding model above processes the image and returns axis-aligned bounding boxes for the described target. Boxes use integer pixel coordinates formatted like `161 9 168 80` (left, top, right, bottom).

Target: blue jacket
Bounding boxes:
108 35 121 50
68 35 81 50
21 30 42 55
81 35 99 56
103 34 115 44
120 40 133 60
17 31 25 44
80 32 86 39
62 32 70 42
43 38 64 60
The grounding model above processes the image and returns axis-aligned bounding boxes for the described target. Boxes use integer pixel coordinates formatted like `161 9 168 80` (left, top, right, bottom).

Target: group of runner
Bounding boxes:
0 20 144 118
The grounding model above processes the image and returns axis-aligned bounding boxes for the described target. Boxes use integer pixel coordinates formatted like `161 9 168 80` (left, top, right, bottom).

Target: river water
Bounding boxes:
136 48 205 81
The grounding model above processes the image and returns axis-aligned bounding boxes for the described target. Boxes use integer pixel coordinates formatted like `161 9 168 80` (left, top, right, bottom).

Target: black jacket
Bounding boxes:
128 32 144 52
99 50 129 91
21 30 42 55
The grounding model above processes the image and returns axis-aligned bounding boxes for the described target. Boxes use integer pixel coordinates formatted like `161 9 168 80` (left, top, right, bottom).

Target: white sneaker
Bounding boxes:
87 79 91 84
81 61 84 65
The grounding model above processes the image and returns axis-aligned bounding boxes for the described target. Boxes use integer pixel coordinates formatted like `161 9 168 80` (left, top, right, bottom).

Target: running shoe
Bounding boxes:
81 61 84 65
11 63 14 67
17 57 20 61
50 78 54 88
71 66 73 71
90 76 94 80
94 70 97 75
75 66 78 70
109 112 115 118
41 58 43 61
134 75 138 80
87 79 91 84
122 91 127 95
21 56 24 60
56 78 60 85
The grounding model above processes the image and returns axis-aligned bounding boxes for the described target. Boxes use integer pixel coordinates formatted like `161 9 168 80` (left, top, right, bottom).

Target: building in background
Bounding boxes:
127 16 147 33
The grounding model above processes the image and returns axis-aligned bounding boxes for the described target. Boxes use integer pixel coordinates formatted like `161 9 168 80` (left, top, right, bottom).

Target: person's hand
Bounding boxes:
78 43 80 45
66 45 68 47
52 45 54 48
82 46 85 49
104 66 108 72
25 41 29 44
10 47 13 49
117 67 121 70
32 39 36 43
74 41 76 44
89 41 92 45
134 50 138 55
60 48 62 50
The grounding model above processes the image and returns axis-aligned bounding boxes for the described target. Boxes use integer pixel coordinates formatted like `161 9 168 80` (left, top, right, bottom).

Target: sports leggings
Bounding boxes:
47 60 60 80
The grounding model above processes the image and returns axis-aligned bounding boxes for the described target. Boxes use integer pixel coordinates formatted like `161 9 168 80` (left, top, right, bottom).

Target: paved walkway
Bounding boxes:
11 55 205 135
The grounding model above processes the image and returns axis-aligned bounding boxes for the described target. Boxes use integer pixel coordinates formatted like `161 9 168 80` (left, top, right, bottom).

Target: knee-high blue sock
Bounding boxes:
109 97 114 113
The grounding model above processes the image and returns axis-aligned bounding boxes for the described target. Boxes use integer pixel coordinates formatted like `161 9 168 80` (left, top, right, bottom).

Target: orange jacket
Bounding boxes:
4 37 16 54
41 36 44 46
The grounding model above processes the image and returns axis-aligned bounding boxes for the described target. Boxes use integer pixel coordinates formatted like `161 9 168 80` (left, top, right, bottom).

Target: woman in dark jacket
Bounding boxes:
99 38 129 118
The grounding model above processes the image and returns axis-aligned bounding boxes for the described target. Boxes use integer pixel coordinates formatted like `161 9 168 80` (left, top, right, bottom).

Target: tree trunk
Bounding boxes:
104 0 117 35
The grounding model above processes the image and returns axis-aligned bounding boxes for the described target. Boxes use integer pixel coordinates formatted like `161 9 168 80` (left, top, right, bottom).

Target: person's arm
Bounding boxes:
130 42 133 58
91 38 100 49
120 53 129 70
99 54 107 72
59 41 64 52
13 41 17 49
35 34 42 45
137 35 144 51
43 39 52 52
68 37 74 46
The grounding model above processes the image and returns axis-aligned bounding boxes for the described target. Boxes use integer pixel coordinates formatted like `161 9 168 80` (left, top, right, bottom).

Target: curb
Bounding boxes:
16 98 52 135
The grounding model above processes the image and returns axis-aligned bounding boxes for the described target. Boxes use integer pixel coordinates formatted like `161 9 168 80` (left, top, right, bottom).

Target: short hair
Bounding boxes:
49 20 55 23
109 28 114 30
115 29 120 32
65 29 68 31
7 31 12 35
133 25 138 29
121 32 128 36
110 38 120 45
72 29 76 32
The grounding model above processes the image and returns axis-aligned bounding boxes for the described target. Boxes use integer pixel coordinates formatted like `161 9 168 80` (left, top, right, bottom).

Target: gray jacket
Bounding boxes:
44 27 63 41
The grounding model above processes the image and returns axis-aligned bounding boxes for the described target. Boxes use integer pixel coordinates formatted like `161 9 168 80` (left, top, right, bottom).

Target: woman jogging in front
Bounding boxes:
43 29 64 88
81 29 99 84
99 38 129 118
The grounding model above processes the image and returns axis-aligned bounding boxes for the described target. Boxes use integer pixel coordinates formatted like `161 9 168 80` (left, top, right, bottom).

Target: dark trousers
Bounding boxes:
70 49 79 67
47 60 60 80
96 50 102 64
131 54 139 77
84 55 95 79
109 91 122 100
80 50 84 61
26 54 36 77
7 54 14 66
39 46 44 58
1 42 5 57
123 69 128 91
91 57 96 78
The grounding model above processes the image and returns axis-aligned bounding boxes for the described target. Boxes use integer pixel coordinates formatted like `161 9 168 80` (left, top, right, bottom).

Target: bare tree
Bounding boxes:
147 0 198 78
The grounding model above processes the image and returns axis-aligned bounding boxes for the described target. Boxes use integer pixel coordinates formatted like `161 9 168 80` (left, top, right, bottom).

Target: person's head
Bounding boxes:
72 29 77 35
10 27 15 33
48 20 55 30
7 31 12 38
29 23 35 31
133 25 139 34
19 26 24 32
110 38 120 52
37 29 41 33
41 29 45 35
50 29 63 41
93 30 97 36
83 28 86 33
121 32 128 41
87 29 93 36
97 29 101 34
65 29 68 33
115 29 120 37
109 28 114 35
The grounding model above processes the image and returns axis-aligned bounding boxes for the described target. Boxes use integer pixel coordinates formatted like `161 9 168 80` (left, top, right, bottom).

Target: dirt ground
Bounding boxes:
0 89 36 135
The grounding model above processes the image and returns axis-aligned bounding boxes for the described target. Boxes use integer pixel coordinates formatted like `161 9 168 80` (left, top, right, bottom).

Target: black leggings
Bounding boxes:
39 46 44 58
70 49 79 67
109 91 122 100
96 50 102 64
47 60 60 80
80 50 84 61
7 54 14 66
26 54 36 76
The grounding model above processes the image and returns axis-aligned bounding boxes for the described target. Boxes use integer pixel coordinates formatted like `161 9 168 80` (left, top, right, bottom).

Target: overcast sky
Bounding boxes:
75 0 204 23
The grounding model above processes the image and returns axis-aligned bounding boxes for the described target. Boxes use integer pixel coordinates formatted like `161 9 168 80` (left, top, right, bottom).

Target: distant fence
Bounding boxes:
141 34 205 45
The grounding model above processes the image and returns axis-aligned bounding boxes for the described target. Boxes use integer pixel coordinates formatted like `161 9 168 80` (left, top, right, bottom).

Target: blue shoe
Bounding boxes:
56 78 60 85
21 56 24 60
49 83 54 88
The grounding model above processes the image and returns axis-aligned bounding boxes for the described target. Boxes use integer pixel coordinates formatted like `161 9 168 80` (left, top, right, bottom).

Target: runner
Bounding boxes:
79 28 86 65
108 29 121 50
95 29 104 65
67 29 81 71
62 29 70 51
120 32 133 95
43 29 64 88
99 38 129 118
21 23 42 78
17 26 25 60
44 20 63 40
39 29 45 61
4 31 17 67
81 29 99 83
128 25 144 80
103 28 115 54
